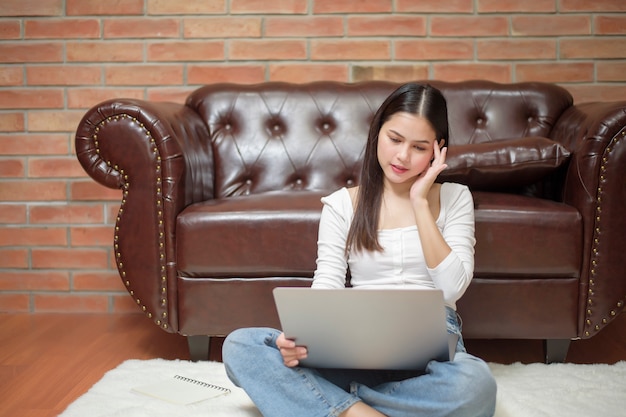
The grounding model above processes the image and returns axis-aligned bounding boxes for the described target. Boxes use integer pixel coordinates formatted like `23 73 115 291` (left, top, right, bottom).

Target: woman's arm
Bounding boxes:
427 187 475 305
411 142 475 306
276 190 352 367
410 141 451 267
311 189 352 289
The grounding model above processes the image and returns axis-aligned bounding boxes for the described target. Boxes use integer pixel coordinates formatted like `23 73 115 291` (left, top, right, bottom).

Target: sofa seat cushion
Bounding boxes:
176 190 583 281
176 192 325 277
473 191 582 278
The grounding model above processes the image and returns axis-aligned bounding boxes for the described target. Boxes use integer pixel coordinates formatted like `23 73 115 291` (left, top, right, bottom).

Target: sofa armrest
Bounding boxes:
75 99 212 332
551 100 626 338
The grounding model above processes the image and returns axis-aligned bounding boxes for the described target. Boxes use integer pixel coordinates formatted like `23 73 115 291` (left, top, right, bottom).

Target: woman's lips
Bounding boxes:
391 164 408 174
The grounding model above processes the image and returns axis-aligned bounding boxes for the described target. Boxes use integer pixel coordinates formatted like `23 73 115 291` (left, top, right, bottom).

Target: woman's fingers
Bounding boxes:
277 332 308 367
280 346 308 367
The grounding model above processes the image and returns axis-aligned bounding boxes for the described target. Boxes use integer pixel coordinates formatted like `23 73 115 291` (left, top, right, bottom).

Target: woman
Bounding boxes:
222 83 497 417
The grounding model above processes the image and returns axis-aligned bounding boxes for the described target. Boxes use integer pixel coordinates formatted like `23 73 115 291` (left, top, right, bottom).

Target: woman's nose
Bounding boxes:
397 145 409 161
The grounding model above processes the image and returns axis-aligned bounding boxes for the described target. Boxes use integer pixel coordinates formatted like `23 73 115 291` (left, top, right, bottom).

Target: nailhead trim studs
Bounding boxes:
584 129 626 337
93 114 169 330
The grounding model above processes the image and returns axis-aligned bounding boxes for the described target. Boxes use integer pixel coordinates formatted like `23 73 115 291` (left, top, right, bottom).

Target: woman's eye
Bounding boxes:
389 137 401 143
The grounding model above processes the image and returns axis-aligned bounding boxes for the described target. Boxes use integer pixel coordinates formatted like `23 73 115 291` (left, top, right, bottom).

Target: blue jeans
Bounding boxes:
222 308 496 417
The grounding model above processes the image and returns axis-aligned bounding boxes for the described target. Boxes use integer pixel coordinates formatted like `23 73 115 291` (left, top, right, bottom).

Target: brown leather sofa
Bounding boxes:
75 81 626 362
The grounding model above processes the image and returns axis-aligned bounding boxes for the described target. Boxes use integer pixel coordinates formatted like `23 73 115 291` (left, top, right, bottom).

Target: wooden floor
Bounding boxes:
1 312 625 417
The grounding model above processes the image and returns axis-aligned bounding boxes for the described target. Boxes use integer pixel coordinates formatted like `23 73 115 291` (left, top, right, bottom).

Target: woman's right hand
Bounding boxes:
276 332 308 367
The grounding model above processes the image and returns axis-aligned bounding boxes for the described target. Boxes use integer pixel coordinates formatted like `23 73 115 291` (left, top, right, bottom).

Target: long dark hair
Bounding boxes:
346 83 449 253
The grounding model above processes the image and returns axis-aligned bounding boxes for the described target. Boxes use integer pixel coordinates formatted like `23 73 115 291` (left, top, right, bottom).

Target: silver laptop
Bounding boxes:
273 287 457 371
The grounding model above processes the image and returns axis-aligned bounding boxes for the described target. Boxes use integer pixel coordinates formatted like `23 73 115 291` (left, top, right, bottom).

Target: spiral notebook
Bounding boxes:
132 374 231 405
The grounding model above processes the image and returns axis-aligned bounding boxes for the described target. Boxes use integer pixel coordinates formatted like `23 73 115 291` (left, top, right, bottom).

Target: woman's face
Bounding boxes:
376 111 438 188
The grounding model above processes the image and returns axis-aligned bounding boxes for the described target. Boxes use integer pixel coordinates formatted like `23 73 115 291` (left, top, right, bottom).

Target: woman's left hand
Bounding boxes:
410 140 448 202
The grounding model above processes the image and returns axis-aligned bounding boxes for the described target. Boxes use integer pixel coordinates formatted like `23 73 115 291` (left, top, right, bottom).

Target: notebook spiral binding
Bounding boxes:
173 375 231 393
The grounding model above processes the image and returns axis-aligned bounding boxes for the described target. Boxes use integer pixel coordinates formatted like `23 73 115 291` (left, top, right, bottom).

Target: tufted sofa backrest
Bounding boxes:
186 80 573 198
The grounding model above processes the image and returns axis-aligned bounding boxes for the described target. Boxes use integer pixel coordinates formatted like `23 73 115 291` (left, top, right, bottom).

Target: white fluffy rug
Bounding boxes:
58 359 626 417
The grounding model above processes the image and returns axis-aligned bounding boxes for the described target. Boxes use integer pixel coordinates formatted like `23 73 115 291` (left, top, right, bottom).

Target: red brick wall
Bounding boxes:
1 0 625 313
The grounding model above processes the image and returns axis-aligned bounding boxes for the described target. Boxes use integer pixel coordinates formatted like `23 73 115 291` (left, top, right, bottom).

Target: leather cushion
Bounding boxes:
473 191 582 278
176 190 582 280
440 137 571 190
176 192 325 277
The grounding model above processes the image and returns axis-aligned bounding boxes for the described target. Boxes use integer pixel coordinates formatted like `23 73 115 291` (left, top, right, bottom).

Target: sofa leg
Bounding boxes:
187 335 211 362
544 339 571 363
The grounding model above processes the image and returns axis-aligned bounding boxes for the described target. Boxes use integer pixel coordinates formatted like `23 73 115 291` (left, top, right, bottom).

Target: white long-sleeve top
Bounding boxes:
312 182 476 310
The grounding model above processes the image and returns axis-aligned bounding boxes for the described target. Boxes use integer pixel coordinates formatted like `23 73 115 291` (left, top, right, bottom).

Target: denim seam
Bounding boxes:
295 367 360 417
